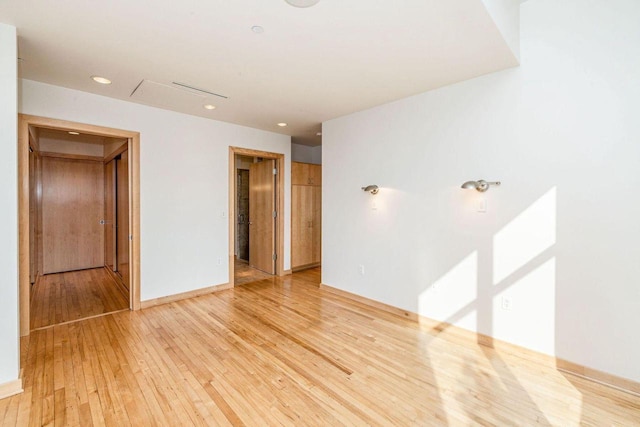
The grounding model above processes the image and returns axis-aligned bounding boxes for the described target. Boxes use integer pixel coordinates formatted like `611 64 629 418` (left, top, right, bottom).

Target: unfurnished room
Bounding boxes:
0 0 639 425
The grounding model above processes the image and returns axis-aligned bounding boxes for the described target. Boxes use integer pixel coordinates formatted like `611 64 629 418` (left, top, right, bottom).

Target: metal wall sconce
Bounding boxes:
461 180 501 192
284 0 321 7
362 185 379 195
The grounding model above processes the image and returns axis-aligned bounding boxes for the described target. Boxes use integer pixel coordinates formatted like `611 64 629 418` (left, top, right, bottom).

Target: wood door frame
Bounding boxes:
18 114 141 337
228 147 285 286
235 168 250 262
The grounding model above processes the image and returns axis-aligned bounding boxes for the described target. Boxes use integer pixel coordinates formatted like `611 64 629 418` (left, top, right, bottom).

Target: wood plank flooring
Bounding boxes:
234 257 274 286
4 268 639 425
30 268 129 330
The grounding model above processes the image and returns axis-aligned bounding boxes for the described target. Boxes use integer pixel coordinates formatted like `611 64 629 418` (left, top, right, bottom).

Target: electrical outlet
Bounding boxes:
501 296 512 311
217 257 222 266
221 211 227 218
358 265 365 275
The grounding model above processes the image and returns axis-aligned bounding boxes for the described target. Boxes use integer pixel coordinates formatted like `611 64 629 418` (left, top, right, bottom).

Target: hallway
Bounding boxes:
30 268 129 330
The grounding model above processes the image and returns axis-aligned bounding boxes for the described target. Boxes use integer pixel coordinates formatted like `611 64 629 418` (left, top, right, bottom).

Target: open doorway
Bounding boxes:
229 147 286 287
18 115 140 336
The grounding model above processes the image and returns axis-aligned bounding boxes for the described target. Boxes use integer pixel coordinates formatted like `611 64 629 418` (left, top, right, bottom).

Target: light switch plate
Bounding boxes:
477 198 487 213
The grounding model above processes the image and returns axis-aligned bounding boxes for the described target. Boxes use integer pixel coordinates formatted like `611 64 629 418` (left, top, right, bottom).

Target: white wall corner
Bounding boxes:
0 23 20 386
481 0 521 61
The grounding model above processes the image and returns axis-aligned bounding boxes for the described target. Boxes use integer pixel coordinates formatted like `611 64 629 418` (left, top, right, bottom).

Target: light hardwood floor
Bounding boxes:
4 268 638 425
234 257 274 286
30 268 129 330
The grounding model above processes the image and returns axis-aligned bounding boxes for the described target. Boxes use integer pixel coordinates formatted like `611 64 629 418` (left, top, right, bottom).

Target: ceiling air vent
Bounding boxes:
129 79 228 112
171 82 228 99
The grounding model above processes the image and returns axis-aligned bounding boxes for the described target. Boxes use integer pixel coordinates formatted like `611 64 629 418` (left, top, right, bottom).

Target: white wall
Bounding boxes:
20 79 291 302
0 24 19 385
481 0 521 60
291 143 322 165
323 0 640 383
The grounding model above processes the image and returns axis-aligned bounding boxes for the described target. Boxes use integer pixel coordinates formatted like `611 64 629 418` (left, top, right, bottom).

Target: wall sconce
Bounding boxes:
362 185 379 195
461 180 501 192
284 0 321 7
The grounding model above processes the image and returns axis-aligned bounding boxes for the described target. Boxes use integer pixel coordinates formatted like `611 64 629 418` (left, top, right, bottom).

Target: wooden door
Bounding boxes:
308 164 322 186
249 159 275 274
292 185 314 267
104 160 117 271
42 157 104 274
292 162 321 186
116 151 130 290
311 185 322 264
292 162 308 186
29 150 38 283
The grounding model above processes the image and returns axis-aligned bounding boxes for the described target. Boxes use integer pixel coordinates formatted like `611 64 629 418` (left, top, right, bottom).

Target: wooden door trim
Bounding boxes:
18 114 141 337
38 151 104 162
228 146 285 287
103 142 128 163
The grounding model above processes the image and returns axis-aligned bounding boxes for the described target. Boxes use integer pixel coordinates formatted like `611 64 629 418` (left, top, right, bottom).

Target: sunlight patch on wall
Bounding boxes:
493 257 556 355
419 251 478 331
493 187 556 284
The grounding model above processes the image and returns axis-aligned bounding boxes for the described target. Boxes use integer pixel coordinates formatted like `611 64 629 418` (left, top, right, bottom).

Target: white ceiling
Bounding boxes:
1 0 518 146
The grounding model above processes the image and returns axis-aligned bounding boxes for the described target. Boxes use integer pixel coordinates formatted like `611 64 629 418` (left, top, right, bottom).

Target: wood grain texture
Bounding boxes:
249 159 275 274
18 115 142 339
323 282 640 398
292 161 321 186
234 257 274 286
117 150 130 290
39 151 104 162
18 118 30 336
292 162 321 270
41 157 105 274
3 267 639 426
104 160 116 271
30 268 129 330
28 150 38 284
292 185 314 267
311 185 321 263
129 136 141 311
103 140 128 162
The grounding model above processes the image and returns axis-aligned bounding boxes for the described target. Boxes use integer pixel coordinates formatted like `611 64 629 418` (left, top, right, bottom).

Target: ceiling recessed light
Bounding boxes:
285 0 321 7
277 123 288 127
251 26 264 34
68 131 80 135
204 104 216 110
316 132 322 136
91 76 111 85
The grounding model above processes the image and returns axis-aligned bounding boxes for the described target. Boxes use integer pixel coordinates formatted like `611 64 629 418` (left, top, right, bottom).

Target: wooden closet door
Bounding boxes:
311 185 322 264
117 151 130 289
42 157 104 274
292 185 313 268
